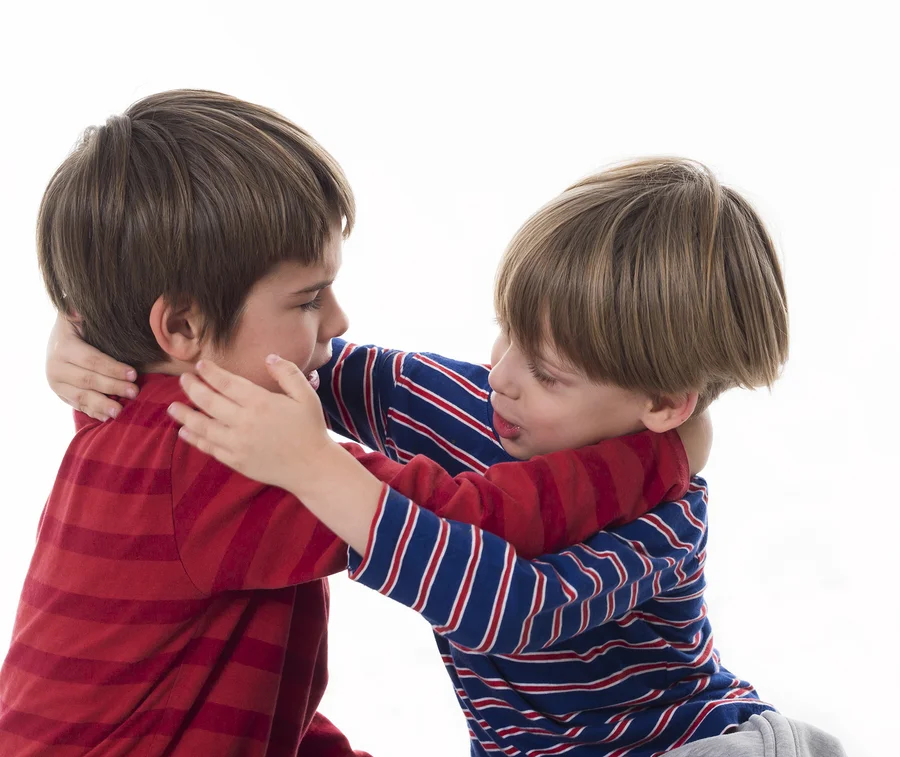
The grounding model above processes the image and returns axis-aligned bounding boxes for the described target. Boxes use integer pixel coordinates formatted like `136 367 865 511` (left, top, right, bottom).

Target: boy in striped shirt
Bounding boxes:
165 159 843 756
4 92 703 756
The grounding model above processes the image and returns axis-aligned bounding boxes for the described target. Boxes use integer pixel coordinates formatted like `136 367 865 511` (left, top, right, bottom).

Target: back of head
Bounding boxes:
38 89 354 367
495 157 789 412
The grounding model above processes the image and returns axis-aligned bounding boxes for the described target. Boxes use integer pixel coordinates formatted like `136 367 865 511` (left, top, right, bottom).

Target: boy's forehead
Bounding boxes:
267 230 343 291
269 260 337 292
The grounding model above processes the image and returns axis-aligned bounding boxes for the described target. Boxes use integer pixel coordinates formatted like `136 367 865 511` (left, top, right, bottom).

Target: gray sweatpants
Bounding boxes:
664 711 847 757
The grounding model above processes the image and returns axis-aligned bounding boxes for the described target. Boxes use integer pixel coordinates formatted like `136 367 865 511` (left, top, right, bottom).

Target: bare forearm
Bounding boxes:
285 443 384 553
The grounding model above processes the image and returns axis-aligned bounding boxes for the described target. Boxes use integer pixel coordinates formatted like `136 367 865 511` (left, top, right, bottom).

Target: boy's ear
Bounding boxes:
148 296 206 363
641 391 699 434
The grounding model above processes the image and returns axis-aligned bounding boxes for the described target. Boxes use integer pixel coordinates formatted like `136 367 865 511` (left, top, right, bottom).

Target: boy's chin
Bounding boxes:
497 436 532 461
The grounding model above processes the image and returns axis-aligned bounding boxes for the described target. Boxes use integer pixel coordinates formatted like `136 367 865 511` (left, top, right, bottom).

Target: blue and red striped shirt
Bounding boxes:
320 339 775 757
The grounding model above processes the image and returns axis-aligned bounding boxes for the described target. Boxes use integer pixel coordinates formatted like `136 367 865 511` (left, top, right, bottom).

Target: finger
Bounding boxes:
85 351 138 383
194 360 260 407
55 361 139 400
57 336 137 382
172 373 241 426
179 372 243 426
265 354 316 403
167 402 238 452
62 388 125 423
176 425 239 468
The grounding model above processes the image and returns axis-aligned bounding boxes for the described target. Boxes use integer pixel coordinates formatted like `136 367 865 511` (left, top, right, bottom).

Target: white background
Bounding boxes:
0 2 896 756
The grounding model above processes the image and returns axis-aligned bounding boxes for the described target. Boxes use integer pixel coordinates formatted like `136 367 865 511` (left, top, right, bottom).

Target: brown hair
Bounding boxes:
495 157 788 412
38 89 354 367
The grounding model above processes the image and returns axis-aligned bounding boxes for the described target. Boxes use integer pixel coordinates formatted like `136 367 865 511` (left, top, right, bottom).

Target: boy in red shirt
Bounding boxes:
0 90 700 756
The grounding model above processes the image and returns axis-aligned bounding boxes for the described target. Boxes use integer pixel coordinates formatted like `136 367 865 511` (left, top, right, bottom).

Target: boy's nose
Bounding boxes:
488 360 518 400
325 299 350 340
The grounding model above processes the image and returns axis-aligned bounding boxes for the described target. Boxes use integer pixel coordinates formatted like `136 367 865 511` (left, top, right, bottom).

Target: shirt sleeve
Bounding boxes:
348 484 707 655
316 339 399 452
317 339 498 467
359 428 690 558
171 436 351 592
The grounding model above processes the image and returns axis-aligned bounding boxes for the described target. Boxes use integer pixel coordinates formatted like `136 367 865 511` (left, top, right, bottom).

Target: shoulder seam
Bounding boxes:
169 432 213 598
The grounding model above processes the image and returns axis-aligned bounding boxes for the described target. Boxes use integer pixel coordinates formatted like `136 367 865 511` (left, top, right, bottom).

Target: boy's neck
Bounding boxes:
142 357 195 377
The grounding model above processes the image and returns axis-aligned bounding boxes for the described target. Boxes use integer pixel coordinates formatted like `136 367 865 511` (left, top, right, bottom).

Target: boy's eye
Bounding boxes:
299 292 324 312
527 361 557 387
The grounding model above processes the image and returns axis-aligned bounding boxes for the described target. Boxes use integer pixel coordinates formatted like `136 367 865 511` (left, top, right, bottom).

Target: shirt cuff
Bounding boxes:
348 485 415 582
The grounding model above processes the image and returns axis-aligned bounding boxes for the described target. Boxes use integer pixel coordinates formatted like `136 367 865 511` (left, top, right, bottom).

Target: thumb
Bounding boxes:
265 354 315 402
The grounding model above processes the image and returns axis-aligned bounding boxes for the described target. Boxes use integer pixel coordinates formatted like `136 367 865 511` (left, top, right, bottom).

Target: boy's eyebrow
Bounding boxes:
289 278 335 296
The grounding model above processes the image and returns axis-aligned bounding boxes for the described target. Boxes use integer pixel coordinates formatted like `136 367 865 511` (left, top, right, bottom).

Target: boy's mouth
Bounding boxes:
305 350 331 392
492 409 521 440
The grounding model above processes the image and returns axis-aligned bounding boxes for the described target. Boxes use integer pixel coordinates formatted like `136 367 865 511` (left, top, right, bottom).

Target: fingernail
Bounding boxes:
99 415 110 423
178 427 189 440
126 369 137 381
266 354 280 365
195 360 204 371
126 387 138 399
108 407 119 419
167 403 177 416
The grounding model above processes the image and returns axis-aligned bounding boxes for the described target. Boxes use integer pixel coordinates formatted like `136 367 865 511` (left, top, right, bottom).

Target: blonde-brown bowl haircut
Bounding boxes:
494 158 789 413
37 89 355 368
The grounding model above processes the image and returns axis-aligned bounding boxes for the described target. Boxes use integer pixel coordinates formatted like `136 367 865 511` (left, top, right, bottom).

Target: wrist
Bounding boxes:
284 439 345 499
285 442 385 553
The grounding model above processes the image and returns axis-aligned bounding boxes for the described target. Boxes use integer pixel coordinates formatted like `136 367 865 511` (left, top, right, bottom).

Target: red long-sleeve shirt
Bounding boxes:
0 373 687 755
